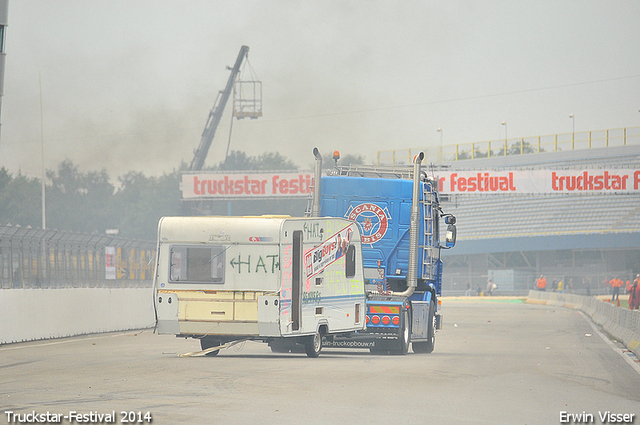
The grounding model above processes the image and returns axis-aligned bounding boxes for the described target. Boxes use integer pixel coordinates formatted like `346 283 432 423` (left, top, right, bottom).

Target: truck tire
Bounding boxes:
397 309 410 355
305 330 323 358
412 299 436 354
200 336 221 356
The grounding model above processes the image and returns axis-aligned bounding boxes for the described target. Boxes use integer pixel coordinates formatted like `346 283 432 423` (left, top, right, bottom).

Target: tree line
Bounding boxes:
0 150 364 241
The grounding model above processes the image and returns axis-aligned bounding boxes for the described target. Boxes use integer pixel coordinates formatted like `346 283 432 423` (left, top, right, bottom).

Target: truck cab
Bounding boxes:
309 149 456 354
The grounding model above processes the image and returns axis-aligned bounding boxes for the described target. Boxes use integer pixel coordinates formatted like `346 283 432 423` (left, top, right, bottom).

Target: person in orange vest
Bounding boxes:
609 276 623 304
536 274 547 291
631 274 640 310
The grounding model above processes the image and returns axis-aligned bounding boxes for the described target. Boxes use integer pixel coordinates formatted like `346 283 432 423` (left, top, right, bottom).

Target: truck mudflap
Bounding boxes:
409 301 429 340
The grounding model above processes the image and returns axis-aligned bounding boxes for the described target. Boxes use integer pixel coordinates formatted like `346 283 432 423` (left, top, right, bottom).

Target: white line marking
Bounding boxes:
0 332 139 352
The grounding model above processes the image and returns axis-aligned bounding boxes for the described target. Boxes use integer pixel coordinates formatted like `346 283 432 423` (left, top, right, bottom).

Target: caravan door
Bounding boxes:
291 230 303 331
279 226 304 335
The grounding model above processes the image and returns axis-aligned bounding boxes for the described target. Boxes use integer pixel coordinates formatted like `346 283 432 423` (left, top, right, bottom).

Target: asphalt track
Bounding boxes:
1 298 639 425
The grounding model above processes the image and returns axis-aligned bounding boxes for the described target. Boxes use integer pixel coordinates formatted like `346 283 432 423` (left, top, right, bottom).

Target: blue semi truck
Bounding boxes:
308 148 457 354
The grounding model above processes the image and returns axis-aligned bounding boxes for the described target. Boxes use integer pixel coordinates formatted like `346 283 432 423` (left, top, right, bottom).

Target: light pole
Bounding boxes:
569 114 575 149
437 128 443 162
39 72 46 230
501 121 507 156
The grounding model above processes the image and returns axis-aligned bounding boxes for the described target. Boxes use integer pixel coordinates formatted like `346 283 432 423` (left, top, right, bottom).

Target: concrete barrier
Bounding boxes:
527 290 640 357
0 286 156 345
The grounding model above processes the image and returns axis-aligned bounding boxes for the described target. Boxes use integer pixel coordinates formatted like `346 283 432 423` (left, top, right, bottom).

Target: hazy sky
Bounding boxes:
2 1 639 179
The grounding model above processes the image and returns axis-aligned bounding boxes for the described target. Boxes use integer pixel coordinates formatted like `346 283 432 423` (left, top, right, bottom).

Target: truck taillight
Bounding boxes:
371 315 380 325
392 316 400 326
382 316 391 325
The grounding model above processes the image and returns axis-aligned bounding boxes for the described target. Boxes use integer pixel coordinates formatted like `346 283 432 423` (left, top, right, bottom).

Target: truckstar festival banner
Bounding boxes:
435 169 640 194
182 172 313 199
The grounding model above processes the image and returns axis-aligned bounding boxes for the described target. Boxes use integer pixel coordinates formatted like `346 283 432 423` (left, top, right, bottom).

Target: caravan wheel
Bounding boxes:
304 330 322 358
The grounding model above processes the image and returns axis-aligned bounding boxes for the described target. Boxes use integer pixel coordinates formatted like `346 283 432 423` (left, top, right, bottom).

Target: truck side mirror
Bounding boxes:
445 224 457 248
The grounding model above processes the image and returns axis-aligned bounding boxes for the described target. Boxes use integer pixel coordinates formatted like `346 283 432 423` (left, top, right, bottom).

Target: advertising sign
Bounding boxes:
304 225 354 279
105 246 116 280
182 172 314 199
435 169 640 194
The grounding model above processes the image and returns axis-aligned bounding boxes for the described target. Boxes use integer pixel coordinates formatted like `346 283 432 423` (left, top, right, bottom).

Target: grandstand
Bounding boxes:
439 144 640 295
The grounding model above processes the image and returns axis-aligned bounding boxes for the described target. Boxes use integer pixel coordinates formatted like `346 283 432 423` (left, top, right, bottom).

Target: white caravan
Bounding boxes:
154 216 366 357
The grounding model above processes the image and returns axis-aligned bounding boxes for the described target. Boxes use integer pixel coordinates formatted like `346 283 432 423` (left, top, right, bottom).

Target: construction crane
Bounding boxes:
188 45 250 171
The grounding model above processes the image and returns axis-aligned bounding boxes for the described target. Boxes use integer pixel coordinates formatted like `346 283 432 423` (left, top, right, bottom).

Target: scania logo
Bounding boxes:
345 203 391 244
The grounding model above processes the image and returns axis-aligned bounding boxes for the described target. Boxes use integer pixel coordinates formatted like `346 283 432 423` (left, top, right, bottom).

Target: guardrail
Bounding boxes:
527 290 640 358
377 126 640 165
0 224 155 289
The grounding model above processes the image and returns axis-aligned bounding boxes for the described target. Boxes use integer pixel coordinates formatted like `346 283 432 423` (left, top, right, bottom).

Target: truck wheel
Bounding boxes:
200 336 220 356
305 330 323 358
397 309 410 355
412 299 436 354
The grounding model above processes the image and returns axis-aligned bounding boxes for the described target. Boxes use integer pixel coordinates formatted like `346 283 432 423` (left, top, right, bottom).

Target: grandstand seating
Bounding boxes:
448 193 640 240
443 144 640 240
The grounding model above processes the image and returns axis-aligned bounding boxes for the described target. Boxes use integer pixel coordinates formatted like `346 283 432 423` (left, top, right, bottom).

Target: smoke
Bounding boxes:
1 1 639 181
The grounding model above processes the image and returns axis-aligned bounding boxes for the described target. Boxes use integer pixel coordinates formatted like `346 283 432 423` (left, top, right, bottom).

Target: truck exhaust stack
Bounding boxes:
311 147 323 218
392 151 424 297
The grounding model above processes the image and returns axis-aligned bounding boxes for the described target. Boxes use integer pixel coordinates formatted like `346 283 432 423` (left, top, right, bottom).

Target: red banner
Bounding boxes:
182 172 313 199
434 169 640 194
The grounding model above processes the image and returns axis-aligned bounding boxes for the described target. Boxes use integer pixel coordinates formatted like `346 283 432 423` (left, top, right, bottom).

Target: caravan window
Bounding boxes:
169 245 225 283
345 244 356 278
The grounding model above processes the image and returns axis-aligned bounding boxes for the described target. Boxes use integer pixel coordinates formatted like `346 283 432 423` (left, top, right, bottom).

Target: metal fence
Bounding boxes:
377 126 640 165
0 225 156 289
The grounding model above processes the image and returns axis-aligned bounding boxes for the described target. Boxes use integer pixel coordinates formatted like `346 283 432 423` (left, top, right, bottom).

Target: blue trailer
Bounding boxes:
309 149 456 354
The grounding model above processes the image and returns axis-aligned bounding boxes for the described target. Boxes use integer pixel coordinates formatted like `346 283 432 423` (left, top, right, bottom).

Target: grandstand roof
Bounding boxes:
448 143 640 170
